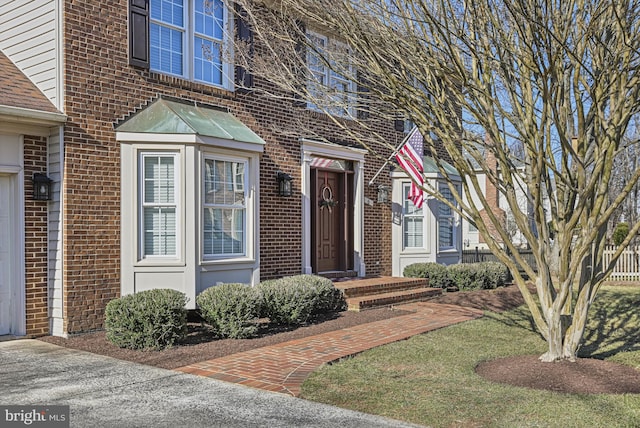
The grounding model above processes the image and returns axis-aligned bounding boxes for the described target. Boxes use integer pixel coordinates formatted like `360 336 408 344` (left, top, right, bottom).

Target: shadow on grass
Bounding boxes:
483 305 540 335
481 287 640 360
580 289 640 359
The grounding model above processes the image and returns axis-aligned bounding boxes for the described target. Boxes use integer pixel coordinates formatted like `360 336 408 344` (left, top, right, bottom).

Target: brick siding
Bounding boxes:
23 135 49 336
61 0 399 333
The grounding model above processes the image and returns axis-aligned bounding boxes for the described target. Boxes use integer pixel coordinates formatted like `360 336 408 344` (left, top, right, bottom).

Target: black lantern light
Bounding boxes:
33 173 52 201
276 171 293 197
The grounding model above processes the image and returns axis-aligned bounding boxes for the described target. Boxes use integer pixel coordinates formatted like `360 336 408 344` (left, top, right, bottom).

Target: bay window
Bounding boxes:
203 157 247 257
403 182 424 249
140 153 178 258
438 183 458 250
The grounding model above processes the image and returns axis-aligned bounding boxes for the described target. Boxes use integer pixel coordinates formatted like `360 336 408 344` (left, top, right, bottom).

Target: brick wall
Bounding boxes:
479 149 505 244
23 135 49 336
61 0 398 333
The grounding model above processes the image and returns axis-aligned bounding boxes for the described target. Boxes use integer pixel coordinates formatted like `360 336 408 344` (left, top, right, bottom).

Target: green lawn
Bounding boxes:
301 286 640 428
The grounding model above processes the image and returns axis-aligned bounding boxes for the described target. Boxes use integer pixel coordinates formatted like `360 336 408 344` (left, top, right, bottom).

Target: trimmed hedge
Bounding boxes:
448 263 484 290
402 262 452 288
404 261 509 290
105 289 188 350
482 261 510 288
196 283 262 339
258 274 346 326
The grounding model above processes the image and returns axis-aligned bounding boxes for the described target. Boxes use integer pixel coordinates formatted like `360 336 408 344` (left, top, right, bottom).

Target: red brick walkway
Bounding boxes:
175 302 483 396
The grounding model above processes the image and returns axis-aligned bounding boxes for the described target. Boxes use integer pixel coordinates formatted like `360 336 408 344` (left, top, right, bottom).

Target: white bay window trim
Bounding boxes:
199 148 258 266
139 152 181 260
202 155 248 258
438 182 459 252
402 182 424 250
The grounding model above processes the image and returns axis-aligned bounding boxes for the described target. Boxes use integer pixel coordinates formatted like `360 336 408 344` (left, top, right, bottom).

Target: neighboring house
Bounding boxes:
0 0 456 338
461 146 534 250
391 154 463 276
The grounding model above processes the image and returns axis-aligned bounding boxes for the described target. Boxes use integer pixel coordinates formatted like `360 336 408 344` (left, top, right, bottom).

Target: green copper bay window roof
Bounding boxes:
115 97 265 146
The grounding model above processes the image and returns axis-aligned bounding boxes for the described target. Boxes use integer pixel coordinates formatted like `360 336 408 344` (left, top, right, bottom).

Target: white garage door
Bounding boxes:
0 175 14 335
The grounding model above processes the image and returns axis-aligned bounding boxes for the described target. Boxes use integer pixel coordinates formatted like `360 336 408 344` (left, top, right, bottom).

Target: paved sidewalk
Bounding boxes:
175 302 483 396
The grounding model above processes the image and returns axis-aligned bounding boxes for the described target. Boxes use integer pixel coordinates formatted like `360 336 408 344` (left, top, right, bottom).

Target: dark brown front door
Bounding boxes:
311 168 353 273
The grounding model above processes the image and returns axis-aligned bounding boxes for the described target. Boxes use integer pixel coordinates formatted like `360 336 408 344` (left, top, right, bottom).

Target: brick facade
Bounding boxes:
23 135 50 336
58 0 399 334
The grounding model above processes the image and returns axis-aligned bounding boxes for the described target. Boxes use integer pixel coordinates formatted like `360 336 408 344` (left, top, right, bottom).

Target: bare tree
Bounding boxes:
234 0 640 361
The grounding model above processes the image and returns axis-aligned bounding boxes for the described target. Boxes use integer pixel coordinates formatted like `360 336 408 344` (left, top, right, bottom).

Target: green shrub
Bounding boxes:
482 261 510 288
448 263 484 290
403 262 451 288
105 289 187 350
613 222 630 246
447 262 510 290
258 275 346 326
196 283 262 339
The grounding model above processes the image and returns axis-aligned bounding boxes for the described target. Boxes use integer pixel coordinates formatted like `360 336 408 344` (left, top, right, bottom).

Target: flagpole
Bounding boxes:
368 126 418 186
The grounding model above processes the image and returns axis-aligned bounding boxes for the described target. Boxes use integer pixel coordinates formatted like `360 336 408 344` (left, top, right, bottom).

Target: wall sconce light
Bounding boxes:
377 185 390 204
277 171 293 197
32 173 52 201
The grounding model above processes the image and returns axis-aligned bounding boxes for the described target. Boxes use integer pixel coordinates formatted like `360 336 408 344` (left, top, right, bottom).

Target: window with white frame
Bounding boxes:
403 182 424 249
140 153 178 258
150 0 231 88
306 31 355 117
438 183 458 250
203 157 246 256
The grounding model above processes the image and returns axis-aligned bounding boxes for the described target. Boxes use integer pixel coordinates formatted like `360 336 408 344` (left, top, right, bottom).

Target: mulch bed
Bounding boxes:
39 284 640 394
39 307 409 369
476 355 640 394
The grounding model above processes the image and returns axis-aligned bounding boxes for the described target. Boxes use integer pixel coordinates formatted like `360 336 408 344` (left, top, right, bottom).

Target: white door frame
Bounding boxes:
0 171 26 336
300 139 367 277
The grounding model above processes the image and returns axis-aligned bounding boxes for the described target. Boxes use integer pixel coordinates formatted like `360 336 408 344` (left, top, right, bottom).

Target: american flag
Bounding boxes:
395 127 424 208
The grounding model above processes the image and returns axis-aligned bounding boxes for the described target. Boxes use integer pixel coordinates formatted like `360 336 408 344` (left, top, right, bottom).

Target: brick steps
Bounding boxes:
334 276 442 311
346 287 442 311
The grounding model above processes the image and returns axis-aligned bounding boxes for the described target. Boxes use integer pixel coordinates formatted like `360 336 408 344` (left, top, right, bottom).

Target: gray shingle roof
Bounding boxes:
0 50 60 114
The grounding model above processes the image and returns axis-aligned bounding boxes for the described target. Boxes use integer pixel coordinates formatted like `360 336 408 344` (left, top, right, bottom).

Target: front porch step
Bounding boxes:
333 276 442 311
345 287 442 311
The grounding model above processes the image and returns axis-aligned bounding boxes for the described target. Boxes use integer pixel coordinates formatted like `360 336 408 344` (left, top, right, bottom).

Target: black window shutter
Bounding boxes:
235 3 254 92
129 0 150 68
292 19 307 108
356 70 370 120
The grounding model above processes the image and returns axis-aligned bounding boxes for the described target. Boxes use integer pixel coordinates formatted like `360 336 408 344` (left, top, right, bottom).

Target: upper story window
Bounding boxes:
149 0 232 89
306 31 356 118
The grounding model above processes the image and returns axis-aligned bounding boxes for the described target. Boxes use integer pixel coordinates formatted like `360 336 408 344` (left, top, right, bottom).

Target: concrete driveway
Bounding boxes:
0 340 423 428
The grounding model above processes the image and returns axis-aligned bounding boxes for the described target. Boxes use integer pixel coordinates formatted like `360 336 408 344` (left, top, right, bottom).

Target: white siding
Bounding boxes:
0 0 61 109
48 126 64 336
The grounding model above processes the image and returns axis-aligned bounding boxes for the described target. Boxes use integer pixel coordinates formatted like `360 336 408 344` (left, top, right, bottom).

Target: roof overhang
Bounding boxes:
0 105 67 127
391 156 461 181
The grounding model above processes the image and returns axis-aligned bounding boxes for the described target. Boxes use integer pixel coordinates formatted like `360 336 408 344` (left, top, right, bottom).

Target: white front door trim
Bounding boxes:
300 139 367 277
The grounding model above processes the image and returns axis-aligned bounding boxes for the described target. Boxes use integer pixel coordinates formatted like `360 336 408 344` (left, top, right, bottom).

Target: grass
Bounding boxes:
301 286 640 428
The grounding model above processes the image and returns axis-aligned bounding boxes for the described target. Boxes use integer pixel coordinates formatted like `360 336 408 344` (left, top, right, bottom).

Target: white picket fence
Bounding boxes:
602 245 640 282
